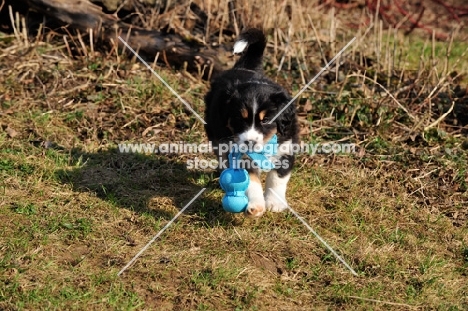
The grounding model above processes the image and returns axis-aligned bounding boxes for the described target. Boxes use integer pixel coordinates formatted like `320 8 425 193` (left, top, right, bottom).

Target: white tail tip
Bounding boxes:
233 39 248 54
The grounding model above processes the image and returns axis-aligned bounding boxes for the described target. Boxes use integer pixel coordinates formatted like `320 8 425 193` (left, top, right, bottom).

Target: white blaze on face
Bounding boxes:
237 98 264 146
238 128 263 146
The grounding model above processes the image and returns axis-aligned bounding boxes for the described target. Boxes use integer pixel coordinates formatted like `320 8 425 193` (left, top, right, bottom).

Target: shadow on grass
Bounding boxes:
55 147 239 226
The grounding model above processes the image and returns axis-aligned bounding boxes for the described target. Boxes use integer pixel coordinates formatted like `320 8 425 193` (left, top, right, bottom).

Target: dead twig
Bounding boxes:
347 73 417 121
424 101 455 131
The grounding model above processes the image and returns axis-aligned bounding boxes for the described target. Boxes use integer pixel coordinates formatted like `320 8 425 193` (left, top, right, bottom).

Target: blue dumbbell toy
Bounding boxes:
219 135 278 213
219 153 249 213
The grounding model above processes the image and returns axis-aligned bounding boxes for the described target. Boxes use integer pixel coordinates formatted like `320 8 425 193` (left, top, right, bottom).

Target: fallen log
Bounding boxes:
19 0 223 79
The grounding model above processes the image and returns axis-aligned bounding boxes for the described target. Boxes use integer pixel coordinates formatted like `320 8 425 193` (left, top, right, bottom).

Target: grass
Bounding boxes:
1 0 468 310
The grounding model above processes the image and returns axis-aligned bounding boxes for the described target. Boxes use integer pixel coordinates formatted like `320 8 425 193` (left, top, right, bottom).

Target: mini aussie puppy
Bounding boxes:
205 28 299 217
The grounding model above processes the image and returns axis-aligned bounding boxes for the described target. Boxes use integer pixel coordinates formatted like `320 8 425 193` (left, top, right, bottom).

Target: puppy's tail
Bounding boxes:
232 28 266 72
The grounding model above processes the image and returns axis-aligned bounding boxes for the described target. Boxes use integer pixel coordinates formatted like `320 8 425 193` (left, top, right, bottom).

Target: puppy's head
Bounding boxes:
226 82 296 149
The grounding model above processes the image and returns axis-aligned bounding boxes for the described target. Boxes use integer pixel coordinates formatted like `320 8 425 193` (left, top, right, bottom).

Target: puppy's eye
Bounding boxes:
260 117 269 124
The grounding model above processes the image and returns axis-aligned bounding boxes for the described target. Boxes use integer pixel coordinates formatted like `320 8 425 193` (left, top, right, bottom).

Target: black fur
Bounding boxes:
204 29 299 173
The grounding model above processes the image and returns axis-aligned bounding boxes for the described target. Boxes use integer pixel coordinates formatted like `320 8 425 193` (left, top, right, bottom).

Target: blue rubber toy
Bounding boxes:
219 135 278 213
219 153 250 213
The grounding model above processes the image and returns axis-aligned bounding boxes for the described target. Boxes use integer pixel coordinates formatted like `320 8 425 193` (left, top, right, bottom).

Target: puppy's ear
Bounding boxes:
270 92 296 136
269 91 288 106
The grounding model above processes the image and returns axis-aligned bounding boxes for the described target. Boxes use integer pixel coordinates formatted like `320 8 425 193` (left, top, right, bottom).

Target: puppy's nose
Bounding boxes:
243 140 257 148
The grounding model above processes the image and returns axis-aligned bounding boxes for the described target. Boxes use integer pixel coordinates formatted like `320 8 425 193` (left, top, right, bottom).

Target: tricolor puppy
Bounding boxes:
205 28 299 217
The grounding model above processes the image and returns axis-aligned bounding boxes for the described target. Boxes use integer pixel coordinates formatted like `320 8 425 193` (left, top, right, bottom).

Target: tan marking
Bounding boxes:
248 171 261 183
258 110 267 121
241 108 248 119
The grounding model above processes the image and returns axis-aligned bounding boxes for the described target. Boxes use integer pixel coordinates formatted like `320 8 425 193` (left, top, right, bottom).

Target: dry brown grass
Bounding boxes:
1 0 468 310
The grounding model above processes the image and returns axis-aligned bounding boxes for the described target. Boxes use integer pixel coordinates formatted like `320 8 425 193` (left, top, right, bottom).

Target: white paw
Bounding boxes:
245 200 266 217
265 191 288 212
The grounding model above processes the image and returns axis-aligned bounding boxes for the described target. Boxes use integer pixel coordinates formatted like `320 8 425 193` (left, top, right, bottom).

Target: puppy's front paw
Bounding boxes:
265 191 288 212
245 201 266 217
